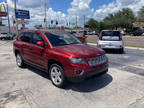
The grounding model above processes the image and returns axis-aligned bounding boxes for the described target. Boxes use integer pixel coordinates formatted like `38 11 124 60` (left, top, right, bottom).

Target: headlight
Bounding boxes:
70 58 86 64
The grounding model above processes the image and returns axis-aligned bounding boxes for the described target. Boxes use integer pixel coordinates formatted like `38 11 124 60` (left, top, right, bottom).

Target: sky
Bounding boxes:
0 0 144 28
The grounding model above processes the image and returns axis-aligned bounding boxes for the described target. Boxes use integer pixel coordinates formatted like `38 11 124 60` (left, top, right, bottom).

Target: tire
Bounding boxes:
119 48 124 54
49 64 65 88
16 53 26 68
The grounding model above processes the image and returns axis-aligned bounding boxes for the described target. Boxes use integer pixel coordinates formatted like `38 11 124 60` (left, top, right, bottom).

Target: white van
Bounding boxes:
97 30 124 53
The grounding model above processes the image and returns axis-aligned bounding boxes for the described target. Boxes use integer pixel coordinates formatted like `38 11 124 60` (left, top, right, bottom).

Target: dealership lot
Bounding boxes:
0 40 144 108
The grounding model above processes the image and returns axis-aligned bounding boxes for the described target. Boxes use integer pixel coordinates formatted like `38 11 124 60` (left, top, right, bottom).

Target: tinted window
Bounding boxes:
1 33 8 34
102 31 120 36
20 32 32 43
32 33 44 44
101 31 121 41
45 32 82 46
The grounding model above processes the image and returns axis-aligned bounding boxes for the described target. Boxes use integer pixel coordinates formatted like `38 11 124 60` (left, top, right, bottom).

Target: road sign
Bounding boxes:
17 19 29 24
15 9 30 19
0 4 7 17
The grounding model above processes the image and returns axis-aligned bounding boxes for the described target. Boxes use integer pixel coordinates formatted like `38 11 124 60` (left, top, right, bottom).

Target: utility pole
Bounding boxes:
6 1 11 35
83 15 85 30
76 16 77 32
83 15 86 36
44 1 47 29
14 0 18 36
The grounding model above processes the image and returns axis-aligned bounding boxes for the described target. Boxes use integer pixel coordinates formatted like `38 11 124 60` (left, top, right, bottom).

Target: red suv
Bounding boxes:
13 29 108 88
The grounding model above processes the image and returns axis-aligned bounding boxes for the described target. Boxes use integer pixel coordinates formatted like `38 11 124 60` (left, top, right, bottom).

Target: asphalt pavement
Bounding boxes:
0 40 144 108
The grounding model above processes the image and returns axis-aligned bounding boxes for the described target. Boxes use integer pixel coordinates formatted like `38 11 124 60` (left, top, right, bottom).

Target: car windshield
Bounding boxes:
45 32 82 46
101 31 120 41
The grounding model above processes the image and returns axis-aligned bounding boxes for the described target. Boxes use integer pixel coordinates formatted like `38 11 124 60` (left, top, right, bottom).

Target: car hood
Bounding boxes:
54 44 105 57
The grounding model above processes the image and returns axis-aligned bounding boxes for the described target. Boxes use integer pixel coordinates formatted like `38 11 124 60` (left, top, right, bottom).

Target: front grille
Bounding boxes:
88 55 107 66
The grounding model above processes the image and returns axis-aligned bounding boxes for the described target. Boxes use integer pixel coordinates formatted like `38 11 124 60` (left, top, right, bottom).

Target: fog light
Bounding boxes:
75 70 84 75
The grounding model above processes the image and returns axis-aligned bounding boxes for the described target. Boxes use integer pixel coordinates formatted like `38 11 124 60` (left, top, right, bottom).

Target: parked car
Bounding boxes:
73 33 86 43
131 29 144 36
13 29 109 88
0 33 9 40
0 32 14 40
97 30 124 53
87 31 95 35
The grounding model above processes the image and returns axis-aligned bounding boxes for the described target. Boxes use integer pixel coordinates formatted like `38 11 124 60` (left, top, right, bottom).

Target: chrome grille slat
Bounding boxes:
88 55 107 66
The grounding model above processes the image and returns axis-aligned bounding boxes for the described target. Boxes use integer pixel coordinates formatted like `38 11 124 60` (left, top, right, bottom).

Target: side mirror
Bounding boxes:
36 41 44 47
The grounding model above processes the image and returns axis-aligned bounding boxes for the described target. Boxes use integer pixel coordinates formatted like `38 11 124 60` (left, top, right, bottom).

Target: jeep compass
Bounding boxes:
13 29 109 88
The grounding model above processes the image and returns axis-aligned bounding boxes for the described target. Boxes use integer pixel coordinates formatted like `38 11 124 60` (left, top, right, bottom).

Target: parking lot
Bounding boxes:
0 40 144 108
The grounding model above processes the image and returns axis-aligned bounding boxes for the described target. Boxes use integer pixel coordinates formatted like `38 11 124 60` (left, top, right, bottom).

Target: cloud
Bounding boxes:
2 0 144 28
94 0 144 21
2 0 67 28
68 0 94 26
18 0 42 8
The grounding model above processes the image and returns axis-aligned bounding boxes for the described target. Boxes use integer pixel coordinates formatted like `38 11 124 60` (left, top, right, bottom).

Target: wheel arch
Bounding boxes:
14 50 20 56
48 59 63 72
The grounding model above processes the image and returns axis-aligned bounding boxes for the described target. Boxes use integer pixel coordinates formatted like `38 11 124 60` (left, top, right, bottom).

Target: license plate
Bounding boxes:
105 45 116 48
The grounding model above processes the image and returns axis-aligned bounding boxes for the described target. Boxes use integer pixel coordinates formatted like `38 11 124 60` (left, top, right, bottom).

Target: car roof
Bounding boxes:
21 29 67 33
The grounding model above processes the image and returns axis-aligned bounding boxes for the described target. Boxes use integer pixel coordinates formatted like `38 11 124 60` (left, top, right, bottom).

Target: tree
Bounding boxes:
86 19 100 31
86 8 136 33
102 8 136 31
138 6 144 22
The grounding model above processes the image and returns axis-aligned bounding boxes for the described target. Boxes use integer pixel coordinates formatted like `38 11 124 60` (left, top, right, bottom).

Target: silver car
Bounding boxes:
97 30 124 53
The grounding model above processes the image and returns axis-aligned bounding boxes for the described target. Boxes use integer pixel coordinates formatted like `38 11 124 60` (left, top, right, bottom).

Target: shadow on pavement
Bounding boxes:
65 73 113 93
26 65 113 93
104 49 125 54
26 65 50 79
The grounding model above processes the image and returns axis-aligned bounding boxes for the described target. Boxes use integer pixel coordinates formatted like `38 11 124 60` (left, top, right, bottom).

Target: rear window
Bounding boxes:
101 31 121 41
1 33 8 34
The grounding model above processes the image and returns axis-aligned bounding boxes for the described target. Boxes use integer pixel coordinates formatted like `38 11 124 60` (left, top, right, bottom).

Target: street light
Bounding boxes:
14 0 18 36
5 1 11 35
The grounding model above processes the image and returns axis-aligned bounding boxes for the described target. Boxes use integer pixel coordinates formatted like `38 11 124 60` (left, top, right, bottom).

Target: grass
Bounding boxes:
125 45 144 48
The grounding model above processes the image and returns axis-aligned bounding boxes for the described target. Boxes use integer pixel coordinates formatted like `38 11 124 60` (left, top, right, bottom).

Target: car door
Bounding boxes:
21 32 33 63
30 32 47 69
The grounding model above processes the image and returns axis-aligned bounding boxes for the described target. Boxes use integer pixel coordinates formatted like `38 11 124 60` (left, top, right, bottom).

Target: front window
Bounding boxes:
45 32 82 46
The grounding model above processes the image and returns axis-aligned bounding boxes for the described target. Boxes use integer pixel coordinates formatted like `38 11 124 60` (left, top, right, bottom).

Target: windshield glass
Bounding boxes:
45 32 82 46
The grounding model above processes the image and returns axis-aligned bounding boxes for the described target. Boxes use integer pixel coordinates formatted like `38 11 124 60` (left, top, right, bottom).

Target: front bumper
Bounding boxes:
68 64 108 82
